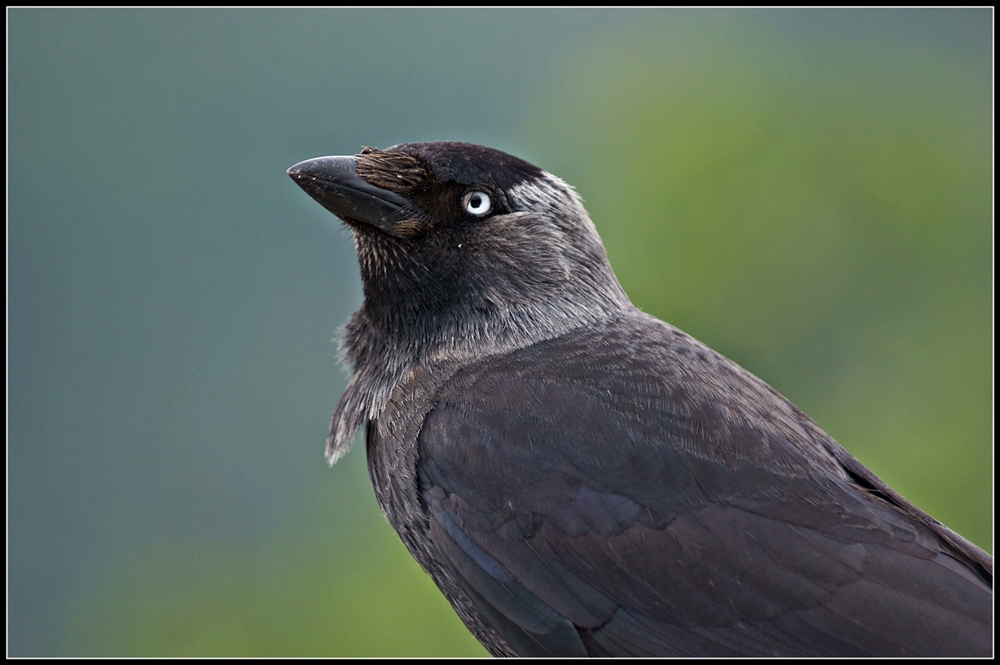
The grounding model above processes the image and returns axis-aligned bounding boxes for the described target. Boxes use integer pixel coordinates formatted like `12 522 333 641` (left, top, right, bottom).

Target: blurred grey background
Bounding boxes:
8 8 992 656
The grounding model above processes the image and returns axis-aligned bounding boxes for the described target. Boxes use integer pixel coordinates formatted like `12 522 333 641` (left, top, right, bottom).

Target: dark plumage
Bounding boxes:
287 142 992 657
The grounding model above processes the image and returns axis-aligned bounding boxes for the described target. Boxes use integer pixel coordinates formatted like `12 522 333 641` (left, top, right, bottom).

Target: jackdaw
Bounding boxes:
287 142 992 657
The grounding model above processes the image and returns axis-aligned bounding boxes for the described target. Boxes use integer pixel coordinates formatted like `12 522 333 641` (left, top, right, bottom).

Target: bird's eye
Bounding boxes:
463 191 492 217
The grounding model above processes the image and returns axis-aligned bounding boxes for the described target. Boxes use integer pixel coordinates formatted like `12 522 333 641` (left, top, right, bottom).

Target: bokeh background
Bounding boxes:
8 8 992 657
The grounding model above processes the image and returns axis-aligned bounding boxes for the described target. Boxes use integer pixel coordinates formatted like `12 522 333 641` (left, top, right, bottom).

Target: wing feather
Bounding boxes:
410 315 991 656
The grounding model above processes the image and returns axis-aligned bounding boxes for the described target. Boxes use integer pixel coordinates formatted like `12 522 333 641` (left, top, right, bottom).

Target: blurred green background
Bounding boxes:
8 8 992 657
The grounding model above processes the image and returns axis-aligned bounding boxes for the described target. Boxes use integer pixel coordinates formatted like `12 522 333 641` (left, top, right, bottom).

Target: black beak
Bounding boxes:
287 156 414 235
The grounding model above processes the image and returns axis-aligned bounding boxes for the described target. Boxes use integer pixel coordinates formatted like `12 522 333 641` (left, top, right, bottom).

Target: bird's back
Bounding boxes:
369 310 992 656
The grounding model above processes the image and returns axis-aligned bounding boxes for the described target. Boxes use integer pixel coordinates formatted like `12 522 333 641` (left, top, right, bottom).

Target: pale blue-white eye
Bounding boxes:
463 191 492 216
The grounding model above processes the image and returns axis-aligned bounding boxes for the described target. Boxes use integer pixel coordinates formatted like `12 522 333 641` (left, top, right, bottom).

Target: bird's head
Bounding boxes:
288 142 630 365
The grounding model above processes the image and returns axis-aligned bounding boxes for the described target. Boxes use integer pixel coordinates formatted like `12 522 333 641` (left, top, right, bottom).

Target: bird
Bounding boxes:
287 142 992 657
